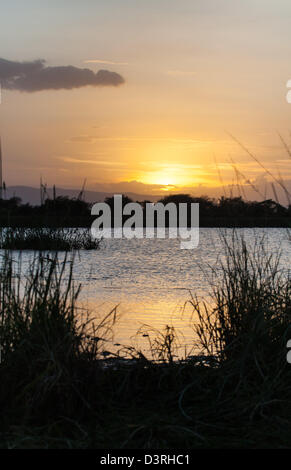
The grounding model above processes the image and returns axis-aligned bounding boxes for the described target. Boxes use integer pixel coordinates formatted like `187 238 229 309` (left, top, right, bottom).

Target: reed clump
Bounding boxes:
0 227 101 251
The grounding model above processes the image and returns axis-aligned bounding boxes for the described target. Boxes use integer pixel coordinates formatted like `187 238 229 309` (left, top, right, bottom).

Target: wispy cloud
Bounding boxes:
84 59 128 65
60 156 127 166
68 135 97 143
167 70 196 77
68 136 222 146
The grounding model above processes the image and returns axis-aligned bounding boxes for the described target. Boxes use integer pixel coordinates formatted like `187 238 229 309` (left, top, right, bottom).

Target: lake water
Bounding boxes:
7 228 291 356
69 227 291 355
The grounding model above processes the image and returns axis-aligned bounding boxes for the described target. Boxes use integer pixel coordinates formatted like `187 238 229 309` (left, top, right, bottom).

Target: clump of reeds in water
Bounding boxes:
0 227 101 251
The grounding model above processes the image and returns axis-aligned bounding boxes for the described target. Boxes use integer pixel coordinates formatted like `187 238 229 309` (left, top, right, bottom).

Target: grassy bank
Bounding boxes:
0 236 291 448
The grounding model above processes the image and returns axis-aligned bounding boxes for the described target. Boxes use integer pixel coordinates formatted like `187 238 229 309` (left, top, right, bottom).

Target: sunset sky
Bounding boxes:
1 0 291 198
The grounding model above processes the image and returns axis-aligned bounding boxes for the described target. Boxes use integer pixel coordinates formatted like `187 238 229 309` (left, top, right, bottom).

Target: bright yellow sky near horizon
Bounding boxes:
1 0 291 198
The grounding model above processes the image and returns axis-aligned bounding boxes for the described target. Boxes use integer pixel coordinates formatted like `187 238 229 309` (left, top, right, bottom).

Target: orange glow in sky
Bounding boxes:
1 0 291 200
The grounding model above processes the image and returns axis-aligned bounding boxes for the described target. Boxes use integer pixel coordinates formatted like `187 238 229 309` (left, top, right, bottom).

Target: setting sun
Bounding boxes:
141 172 182 187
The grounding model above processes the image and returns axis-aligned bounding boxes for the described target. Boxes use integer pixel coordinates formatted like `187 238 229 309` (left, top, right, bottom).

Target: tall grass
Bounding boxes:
190 233 291 366
1 237 291 448
0 251 120 442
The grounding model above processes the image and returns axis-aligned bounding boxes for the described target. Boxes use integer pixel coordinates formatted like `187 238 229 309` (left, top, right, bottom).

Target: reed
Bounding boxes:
0 227 101 251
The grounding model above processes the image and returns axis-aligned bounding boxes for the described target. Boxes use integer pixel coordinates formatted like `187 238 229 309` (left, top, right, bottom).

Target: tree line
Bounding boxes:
0 193 290 227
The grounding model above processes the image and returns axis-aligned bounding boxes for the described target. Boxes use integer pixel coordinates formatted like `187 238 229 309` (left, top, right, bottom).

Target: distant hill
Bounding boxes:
4 186 159 206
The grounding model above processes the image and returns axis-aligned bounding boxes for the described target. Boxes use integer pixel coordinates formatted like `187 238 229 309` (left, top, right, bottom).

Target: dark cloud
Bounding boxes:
0 58 125 92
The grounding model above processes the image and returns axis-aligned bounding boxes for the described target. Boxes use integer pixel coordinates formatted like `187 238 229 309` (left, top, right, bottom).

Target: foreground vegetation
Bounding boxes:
1 235 291 448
